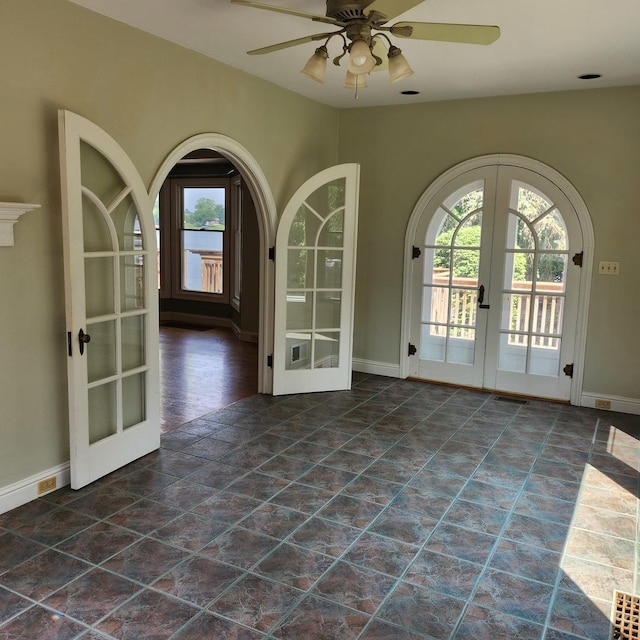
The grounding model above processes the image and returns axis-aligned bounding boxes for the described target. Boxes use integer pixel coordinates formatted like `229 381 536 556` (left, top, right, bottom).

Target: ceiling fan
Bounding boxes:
231 0 500 93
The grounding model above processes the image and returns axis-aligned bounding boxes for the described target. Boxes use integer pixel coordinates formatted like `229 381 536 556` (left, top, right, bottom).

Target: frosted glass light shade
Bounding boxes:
388 45 414 83
301 46 329 83
347 39 376 75
343 71 368 89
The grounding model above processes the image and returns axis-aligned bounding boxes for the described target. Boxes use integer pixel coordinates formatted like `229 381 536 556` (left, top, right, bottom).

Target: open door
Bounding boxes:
273 164 360 395
59 110 160 489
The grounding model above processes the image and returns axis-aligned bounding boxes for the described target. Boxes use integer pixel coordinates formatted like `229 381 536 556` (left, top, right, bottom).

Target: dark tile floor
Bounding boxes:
1 372 639 639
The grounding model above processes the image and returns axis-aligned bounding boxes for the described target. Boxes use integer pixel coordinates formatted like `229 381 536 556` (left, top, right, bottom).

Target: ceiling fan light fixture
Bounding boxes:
301 45 329 83
343 70 367 89
347 38 376 75
387 45 414 83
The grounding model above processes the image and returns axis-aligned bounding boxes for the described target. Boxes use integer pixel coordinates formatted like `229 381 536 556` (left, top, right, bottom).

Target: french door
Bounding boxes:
410 163 583 401
273 164 360 395
59 111 160 489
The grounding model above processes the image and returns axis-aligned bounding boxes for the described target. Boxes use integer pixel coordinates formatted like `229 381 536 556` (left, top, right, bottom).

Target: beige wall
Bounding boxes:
338 87 640 398
0 0 339 488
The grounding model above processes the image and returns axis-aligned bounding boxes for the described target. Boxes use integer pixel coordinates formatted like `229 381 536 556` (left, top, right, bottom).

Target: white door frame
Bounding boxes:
149 134 277 394
401 154 594 406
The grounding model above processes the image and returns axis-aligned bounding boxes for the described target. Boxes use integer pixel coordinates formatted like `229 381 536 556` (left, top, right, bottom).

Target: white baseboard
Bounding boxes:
353 358 402 379
581 392 640 415
0 463 70 515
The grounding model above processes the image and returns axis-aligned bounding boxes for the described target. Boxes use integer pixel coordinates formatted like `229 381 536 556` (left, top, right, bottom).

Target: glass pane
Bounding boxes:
316 291 341 329
289 205 321 247
122 315 145 371
88 382 117 444
447 328 475 364
504 252 533 290
501 293 531 333
314 331 340 368
183 187 225 230
80 141 125 211
123 372 146 429
428 209 457 245
531 295 564 335
318 211 344 247
182 230 223 293
452 250 479 287
82 193 112 253
286 291 312 330
506 214 534 250
305 178 345 221
516 186 552 221
455 213 482 247
111 195 142 251
317 250 343 289
86 320 117 383
529 340 561 376
450 187 483 218
85 256 115 318
449 288 477 332
536 254 567 292
120 254 145 311
422 285 448 325
430 247 451 284
498 333 528 373
287 249 313 289
285 332 311 371
535 209 567 250
420 324 446 361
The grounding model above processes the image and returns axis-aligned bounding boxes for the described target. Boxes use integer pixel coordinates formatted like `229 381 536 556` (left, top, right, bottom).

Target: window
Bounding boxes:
156 177 233 303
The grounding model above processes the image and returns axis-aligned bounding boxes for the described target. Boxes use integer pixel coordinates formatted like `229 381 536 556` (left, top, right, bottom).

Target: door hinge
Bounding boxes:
572 251 583 267
267 354 273 368
67 331 72 356
412 246 422 260
563 363 574 378
268 247 275 261
408 343 417 356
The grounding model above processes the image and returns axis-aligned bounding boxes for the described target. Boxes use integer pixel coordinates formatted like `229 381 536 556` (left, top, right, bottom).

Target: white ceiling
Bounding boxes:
69 0 640 109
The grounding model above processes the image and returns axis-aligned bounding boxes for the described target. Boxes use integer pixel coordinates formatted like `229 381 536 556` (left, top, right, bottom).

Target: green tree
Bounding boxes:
184 197 225 229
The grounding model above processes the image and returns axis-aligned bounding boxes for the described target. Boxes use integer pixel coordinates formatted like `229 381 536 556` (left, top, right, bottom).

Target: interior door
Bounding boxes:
411 164 583 401
59 110 160 489
273 164 360 395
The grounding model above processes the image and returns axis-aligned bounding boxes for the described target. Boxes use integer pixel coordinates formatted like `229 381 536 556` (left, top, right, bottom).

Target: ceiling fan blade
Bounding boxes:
365 0 424 21
247 32 336 55
231 0 338 25
391 21 500 45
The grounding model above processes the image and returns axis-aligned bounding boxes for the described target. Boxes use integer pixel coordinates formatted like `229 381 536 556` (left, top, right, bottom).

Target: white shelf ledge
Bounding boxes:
0 203 41 246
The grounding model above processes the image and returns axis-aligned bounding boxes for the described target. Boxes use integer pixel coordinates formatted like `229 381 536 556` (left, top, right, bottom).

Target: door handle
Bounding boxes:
78 328 91 355
478 285 490 309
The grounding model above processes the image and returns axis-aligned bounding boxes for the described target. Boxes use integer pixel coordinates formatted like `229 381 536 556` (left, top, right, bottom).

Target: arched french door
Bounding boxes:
404 156 593 403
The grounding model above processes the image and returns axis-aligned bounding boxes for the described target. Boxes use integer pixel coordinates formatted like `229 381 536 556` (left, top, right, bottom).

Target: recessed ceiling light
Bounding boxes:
578 73 602 80
401 90 420 96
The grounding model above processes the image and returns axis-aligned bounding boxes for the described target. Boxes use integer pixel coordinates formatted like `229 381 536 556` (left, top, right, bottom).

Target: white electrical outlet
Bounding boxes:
598 261 620 275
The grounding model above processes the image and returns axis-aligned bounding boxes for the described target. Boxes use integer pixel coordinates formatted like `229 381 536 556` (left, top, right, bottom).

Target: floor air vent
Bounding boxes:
613 591 640 639
495 396 528 405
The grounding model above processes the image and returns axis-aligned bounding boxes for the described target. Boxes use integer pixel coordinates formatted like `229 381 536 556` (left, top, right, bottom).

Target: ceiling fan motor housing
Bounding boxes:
326 0 368 21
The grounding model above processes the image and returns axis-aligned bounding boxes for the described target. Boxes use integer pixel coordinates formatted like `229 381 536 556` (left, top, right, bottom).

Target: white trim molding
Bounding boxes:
581 392 640 415
0 202 40 246
0 463 70 515
352 358 402 379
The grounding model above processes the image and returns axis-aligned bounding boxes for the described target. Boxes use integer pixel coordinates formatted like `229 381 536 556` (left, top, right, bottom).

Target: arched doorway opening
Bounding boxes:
149 134 277 428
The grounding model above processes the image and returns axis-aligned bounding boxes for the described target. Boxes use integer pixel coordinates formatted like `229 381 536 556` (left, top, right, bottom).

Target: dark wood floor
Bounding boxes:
159 325 258 432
